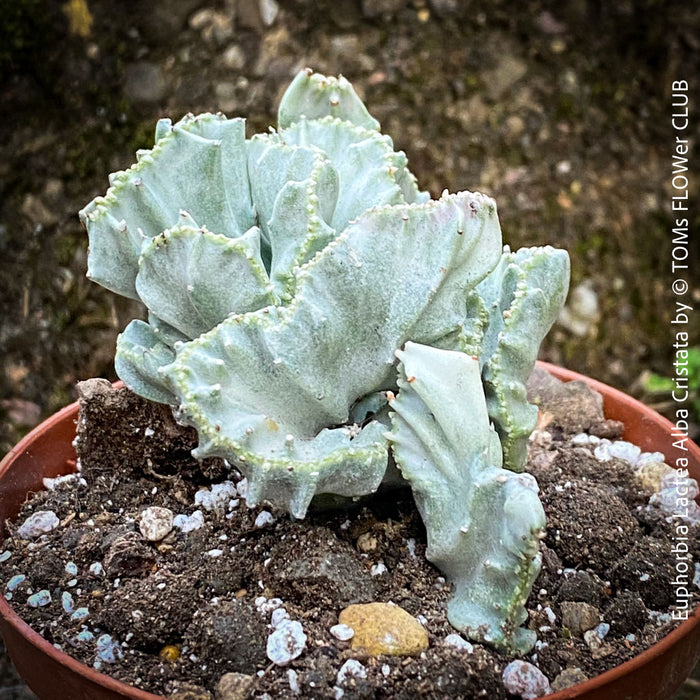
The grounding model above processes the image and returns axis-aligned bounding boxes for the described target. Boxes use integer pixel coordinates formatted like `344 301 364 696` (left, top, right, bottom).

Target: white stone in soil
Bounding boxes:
42 473 83 490
96 633 123 663
256 596 283 615
593 443 612 462
330 623 354 641
594 622 610 639
74 630 94 643
608 440 641 464
89 562 104 576
287 668 301 695
18 510 60 538
266 619 307 665
61 591 75 613
583 628 604 651
649 474 700 524
195 481 238 512
259 0 279 26
444 633 474 652
502 660 550 699
370 562 387 576
636 451 666 467
65 561 78 576
337 659 367 685
27 590 52 607
138 506 174 541
173 510 205 533
6 574 25 591
271 607 290 628
254 511 275 528
71 607 89 622
570 432 592 445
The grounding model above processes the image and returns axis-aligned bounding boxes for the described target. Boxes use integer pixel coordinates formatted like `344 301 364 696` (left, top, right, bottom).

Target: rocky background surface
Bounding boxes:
0 0 698 697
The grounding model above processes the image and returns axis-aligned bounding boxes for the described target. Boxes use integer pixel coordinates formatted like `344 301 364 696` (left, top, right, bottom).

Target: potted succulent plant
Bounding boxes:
0 70 697 700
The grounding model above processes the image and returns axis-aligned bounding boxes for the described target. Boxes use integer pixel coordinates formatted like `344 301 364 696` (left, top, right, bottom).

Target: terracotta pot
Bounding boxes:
0 365 698 700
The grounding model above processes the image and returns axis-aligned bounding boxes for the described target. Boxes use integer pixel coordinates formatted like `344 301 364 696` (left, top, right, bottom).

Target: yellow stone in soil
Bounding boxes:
635 461 674 492
339 602 429 656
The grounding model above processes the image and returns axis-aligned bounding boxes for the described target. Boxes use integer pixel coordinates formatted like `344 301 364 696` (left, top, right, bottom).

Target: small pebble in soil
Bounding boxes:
551 667 589 692
95 633 123 664
635 461 674 492
173 510 205 532
444 633 474 652
337 658 367 685
330 623 354 641
502 660 551 699
649 473 700 524
583 628 606 651
71 608 90 622
594 622 610 639
637 451 666 466
286 668 301 695
139 506 174 541
339 603 429 656
270 607 290 628
254 510 275 528
43 473 85 490
65 561 78 576
560 601 600 636
89 562 104 576
607 440 641 463
6 574 25 591
255 596 283 615
61 591 75 613
195 482 238 512
18 510 59 538
159 644 180 662
370 562 387 576
167 683 212 700
266 619 307 665
593 443 612 461
73 629 95 644
27 590 51 607
0 551 11 563
216 671 256 700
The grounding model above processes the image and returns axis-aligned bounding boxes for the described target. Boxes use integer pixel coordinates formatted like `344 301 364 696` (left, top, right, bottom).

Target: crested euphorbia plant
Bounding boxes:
80 69 570 653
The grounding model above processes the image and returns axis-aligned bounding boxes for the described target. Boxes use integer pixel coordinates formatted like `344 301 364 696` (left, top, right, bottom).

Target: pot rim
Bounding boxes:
0 364 698 700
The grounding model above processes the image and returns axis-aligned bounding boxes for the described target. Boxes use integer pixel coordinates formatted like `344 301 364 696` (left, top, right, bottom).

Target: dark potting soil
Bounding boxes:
0 371 698 700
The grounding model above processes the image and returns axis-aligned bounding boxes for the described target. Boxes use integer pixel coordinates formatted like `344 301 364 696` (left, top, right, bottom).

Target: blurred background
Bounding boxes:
0 0 698 696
